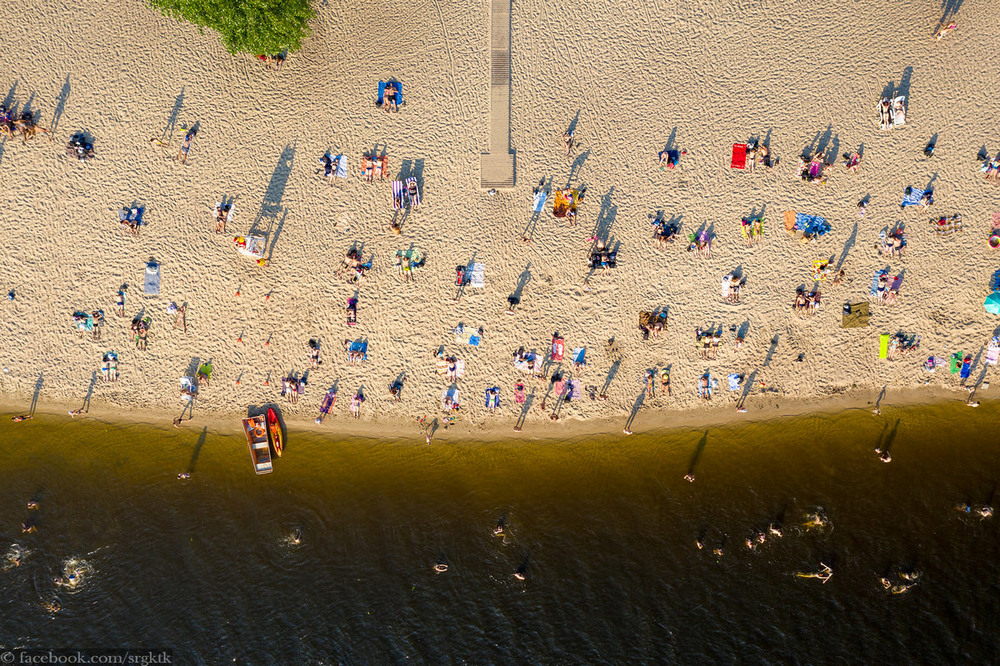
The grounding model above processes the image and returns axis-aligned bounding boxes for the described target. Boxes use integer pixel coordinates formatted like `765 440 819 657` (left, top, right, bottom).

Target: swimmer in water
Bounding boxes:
879 576 892 590
683 473 695 483
900 570 921 582
288 528 303 545
801 513 828 530
11 414 32 422
956 502 973 514
875 447 891 463
712 546 724 558
976 505 994 519
26 501 39 510
21 521 37 534
768 523 783 538
891 582 915 595
433 563 448 573
513 570 526 581
745 537 756 550
41 600 61 613
493 520 505 536
756 530 766 544
695 537 705 550
177 472 191 480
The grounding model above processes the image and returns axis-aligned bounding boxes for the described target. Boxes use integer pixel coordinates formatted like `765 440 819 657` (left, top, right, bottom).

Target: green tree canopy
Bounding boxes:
149 0 314 56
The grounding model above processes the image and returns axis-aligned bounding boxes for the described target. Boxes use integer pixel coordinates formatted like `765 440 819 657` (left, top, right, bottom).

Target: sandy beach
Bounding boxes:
1 0 997 437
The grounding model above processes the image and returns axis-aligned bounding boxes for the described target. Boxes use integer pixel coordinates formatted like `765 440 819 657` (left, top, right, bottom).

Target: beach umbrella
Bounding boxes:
985 292 1000 314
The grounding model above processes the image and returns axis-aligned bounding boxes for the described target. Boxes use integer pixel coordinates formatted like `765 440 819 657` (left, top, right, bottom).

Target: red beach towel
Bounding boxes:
731 144 747 169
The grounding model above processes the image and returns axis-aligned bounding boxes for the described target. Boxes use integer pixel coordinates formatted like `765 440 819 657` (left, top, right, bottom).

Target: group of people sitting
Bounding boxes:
307 339 322 368
878 226 907 258
344 339 366 364
687 230 713 257
587 239 618 270
793 288 821 314
887 333 921 359
638 311 667 341
67 132 95 161
340 247 372 283
361 154 388 182
118 206 141 235
744 140 774 172
878 96 906 131
72 310 103 340
0 107 46 142
512 347 542 379
318 153 340 183
131 316 150 350
394 251 424 282
874 270 903 305
392 179 420 210
797 151 833 183
695 328 721 359
649 214 680 249
980 154 1000 183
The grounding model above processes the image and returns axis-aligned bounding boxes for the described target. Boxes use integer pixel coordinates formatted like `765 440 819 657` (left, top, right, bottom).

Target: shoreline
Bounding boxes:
1 384 980 443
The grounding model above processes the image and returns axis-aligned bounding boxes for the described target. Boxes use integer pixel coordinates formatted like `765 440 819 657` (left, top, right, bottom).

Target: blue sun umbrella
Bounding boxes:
985 292 1000 314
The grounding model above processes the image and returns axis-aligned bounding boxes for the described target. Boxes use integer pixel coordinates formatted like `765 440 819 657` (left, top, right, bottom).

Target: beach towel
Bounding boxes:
901 188 928 207
568 379 582 400
553 189 577 217
551 336 565 361
552 378 566 397
392 180 404 210
348 340 368 361
986 337 1000 365
441 387 459 410
514 383 526 403
783 211 797 232
930 215 963 236
879 333 890 359
890 275 903 293
808 161 823 179
143 262 160 296
377 80 402 106
841 302 869 328
406 177 420 208
721 274 732 299
485 388 500 409
335 155 348 179
180 376 197 402
961 357 972 380
319 391 336 413
950 352 965 374
727 373 742 391
469 263 485 289
571 348 585 365
892 96 906 127
532 190 547 213
731 143 747 169
794 213 830 236
924 356 946 372
377 80 386 105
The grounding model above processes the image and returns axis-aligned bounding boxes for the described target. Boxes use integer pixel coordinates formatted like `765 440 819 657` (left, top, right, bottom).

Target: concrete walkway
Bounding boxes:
480 0 515 189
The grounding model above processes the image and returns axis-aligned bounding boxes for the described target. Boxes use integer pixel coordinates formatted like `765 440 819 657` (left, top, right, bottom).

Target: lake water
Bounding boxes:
1 403 998 663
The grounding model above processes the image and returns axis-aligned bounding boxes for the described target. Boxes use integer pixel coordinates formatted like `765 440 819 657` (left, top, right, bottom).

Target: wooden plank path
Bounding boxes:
480 0 515 189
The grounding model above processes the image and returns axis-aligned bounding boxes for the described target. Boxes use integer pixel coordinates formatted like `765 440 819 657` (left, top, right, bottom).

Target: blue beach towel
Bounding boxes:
870 270 883 298
485 388 500 408
377 80 403 106
901 188 929 207
571 348 585 364
794 213 830 237
143 262 160 296
348 340 368 361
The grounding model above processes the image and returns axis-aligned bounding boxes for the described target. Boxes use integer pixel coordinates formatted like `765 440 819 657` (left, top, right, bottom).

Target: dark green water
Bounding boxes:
1 403 998 663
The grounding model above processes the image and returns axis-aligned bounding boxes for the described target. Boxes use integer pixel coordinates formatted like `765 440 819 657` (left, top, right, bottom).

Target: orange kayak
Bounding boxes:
267 407 283 458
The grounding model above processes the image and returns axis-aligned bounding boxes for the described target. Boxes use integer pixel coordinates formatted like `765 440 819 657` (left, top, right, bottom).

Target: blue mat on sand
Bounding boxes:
377 80 403 106
901 188 930 207
795 213 830 237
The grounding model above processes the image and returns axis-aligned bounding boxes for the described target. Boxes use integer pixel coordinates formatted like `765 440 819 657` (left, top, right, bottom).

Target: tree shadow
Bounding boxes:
51 75 70 135
30 372 43 415
161 86 184 143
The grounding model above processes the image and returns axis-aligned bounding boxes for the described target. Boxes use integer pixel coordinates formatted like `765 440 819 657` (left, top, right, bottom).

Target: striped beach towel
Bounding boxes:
392 180 404 210
406 177 420 208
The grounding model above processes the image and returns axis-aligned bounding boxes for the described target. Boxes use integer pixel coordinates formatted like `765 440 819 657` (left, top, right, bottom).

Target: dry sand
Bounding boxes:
1 0 997 439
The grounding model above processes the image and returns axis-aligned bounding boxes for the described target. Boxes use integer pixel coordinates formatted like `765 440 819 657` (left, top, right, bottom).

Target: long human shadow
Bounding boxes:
736 369 758 410
624 391 644 431
3 81 17 111
253 144 295 227
835 222 858 271
30 372 43 415
567 149 589 185
880 419 901 454
938 0 963 28
521 176 550 241
80 371 97 412
514 389 534 431
161 87 184 142
510 263 531 302
686 430 709 478
881 66 914 100
599 358 620 396
764 333 780 367
50 75 70 135
592 187 617 241
567 110 580 137
187 426 208 475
